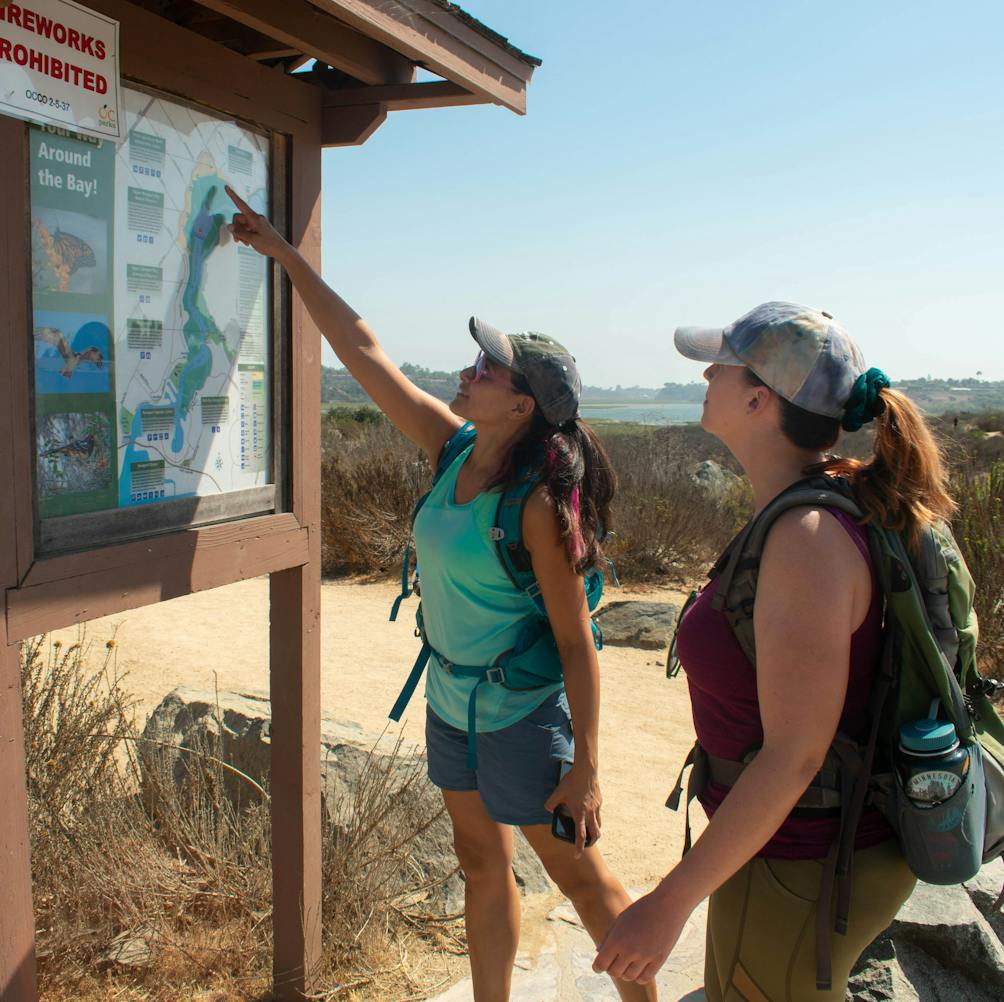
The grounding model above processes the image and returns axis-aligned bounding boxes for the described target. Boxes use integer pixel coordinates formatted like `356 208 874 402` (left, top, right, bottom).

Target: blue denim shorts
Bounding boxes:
425 690 574 826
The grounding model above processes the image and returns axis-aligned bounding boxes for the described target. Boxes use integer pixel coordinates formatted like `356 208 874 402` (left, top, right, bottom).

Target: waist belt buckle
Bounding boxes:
486 667 506 685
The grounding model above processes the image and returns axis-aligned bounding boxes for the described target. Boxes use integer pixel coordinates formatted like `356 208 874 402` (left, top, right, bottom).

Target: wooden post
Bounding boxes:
0 629 37 1002
269 124 323 998
269 567 323 997
0 103 37 1002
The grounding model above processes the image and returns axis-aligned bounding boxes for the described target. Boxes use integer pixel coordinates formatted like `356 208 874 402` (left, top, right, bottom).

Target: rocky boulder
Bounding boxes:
690 460 740 500
593 601 679 650
141 687 550 914
849 860 1004 1001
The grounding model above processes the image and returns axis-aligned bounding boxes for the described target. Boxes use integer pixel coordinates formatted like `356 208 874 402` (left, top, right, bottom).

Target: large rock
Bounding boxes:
690 460 740 500
593 600 679 650
141 687 550 915
964 856 1004 941
849 879 1004 1001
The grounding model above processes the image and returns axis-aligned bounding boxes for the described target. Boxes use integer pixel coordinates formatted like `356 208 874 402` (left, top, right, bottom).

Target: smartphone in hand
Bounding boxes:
550 760 596 847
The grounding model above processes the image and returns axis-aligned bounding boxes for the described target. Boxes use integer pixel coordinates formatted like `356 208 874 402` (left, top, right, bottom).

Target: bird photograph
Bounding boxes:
34 325 106 379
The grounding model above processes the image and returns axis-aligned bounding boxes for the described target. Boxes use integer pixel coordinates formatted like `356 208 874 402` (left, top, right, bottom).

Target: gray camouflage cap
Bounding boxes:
469 316 581 426
674 301 867 419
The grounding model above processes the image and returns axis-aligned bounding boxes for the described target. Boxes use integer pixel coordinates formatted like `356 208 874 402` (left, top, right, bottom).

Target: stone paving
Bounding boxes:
428 893 707 1002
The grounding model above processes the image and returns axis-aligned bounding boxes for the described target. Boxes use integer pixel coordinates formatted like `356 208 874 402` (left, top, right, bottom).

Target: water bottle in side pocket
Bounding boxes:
894 700 986 884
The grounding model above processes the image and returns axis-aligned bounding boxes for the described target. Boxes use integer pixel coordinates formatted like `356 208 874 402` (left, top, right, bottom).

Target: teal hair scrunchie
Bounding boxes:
841 367 891 432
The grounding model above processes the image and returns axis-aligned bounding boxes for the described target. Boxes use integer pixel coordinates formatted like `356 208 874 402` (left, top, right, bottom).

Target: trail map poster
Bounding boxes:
30 85 272 522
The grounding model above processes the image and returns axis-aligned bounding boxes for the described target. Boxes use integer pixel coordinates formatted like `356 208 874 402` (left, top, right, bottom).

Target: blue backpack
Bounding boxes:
388 422 607 768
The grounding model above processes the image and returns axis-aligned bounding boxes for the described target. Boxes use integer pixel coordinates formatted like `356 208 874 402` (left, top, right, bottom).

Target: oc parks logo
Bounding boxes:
98 104 117 129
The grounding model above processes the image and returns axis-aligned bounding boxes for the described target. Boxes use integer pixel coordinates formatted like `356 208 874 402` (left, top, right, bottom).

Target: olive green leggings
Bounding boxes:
704 839 916 1002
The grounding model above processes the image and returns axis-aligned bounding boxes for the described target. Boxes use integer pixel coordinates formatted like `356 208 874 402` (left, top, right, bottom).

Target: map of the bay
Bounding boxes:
113 87 270 506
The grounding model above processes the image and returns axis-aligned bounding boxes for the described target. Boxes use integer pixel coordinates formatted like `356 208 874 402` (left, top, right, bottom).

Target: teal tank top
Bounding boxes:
414 443 563 732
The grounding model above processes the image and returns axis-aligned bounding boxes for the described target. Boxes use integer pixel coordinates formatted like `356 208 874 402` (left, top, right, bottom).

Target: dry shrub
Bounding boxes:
22 637 171 979
22 636 464 1001
951 462 1004 677
601 426 750 582
319 411 749 585
320 410 429 576
319 737 464 998
22 636 275 999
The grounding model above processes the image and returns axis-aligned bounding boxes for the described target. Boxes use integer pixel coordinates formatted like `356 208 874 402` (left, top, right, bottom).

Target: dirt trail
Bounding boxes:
50 575 701 888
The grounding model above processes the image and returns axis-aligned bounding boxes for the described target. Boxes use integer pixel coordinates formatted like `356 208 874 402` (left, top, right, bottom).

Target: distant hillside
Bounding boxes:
895 378 1004 414
321 366 1004 415
655 382 707 403
321 364 695 404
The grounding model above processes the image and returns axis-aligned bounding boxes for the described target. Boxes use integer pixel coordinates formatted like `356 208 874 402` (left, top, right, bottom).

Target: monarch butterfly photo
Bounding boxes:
31 209 107 295
51 227 97 275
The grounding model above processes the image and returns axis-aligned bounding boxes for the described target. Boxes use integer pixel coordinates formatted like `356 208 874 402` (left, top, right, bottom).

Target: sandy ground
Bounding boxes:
49 576 702 889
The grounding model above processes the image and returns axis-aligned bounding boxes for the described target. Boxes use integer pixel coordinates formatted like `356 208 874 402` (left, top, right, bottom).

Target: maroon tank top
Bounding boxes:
675 508 893 859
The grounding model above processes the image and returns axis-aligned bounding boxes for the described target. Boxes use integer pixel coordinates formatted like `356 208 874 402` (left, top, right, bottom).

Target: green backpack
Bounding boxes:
666 474 1004 991
388 422 606 769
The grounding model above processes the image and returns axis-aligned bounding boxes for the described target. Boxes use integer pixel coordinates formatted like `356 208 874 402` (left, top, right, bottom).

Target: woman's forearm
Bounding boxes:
275 242 381 362
560 644 601 771
654 747 822 910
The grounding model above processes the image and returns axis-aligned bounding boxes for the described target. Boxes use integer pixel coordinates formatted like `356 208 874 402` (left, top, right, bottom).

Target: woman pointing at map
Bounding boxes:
224 187 656 1002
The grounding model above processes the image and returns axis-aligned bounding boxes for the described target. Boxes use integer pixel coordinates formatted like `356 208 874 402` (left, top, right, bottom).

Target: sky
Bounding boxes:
319 1 1004 388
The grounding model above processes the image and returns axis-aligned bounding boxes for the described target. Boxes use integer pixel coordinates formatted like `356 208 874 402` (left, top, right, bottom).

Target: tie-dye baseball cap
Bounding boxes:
469 316 581 426
674 301 867 419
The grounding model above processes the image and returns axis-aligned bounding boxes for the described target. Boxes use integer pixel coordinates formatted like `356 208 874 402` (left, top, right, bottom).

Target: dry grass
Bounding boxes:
950 462 1004 677
319 409 750 585
600 426 750 581
22 636 466 1002
320 411 431 577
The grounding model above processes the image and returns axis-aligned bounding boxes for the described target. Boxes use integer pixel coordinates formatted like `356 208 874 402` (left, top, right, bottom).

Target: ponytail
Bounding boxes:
742 368 954 549
491 411 616 575
817 388 955 552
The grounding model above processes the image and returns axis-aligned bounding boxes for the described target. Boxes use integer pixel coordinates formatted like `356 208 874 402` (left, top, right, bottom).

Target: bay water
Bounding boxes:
578 401 703 425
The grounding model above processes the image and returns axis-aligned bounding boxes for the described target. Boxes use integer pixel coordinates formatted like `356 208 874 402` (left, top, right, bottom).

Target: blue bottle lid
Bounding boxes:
899 718 958 753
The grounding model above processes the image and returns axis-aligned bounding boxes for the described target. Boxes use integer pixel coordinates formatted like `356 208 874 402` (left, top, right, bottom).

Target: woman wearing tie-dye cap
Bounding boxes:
593 302 949 999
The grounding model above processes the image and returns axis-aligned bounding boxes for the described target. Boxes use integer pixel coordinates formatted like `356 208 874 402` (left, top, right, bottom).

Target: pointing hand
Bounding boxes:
225 185 286 258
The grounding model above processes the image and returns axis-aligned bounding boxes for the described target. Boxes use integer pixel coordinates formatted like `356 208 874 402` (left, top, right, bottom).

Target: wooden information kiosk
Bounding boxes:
0 3 537 998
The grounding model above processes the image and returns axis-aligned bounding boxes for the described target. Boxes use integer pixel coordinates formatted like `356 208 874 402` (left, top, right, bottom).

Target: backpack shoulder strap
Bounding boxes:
410 422 478 537
434 421 478 483
493 455 606 624
389 422 477 622
712 475 864 665
494 456 545 612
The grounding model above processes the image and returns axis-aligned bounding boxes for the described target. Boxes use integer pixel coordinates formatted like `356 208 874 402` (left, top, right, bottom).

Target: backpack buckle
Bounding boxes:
486 667 506 685
525 581 542 600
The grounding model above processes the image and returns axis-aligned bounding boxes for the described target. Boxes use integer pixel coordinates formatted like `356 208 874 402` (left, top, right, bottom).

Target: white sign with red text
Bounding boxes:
0 0 121 141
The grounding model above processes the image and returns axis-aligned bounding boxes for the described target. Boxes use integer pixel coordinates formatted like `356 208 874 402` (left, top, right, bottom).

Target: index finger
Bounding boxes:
224 184 256 217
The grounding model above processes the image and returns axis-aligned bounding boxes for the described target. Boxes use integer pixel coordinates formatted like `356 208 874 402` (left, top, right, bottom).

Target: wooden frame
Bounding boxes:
310 0 537 113
1 2 536 999
2 2 324 998
192 0 415 85
31 76 287 559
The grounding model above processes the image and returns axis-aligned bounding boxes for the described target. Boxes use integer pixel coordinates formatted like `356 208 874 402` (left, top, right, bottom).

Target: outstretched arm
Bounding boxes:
225 186 462 462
